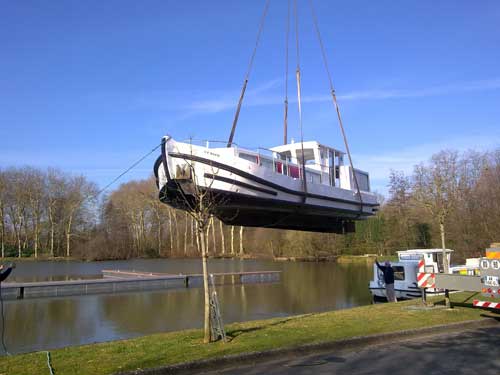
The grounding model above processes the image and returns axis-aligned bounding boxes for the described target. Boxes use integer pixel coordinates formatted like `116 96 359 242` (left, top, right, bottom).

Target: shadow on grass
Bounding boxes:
226 314 313 340
433 291 480 307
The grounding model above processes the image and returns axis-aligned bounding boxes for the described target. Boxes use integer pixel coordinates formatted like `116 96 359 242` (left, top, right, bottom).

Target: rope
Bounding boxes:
46 351 55 375
294 0 307 202
283 0 291 145
244 0 271 82
94 143 162 197
227 0 271 147
307 0 364 214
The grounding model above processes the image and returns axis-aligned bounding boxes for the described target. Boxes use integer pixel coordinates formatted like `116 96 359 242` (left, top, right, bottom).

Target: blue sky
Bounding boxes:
1 0 499 195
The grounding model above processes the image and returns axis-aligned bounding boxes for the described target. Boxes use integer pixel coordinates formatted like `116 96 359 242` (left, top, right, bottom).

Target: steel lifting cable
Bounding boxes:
227 0 271 147
283 0 291 145
307 0 364 214
294 0 308 203
94 143 162 197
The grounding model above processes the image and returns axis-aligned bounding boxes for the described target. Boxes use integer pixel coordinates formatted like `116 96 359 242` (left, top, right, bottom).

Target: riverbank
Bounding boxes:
1 254 396 264
0 292 495 375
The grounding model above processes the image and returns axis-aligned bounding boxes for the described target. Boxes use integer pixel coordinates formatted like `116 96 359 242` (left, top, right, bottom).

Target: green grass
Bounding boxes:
1 293 497 375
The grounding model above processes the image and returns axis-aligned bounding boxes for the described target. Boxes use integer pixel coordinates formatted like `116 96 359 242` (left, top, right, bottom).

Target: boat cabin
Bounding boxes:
235 141 370 192
397 248 453 274
271 141 370 192
369 249 454 301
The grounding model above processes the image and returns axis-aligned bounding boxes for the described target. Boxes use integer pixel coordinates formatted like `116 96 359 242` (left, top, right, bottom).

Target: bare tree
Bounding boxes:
63 176 97 258
219 220 226 255
25 168 45 258
4 169 27 257
168 208 173 254
211 217 216 255
162 152 227 343
173 210 180 254
184 211 189 256
239 226 244 256
413 151 460 273
46 169 65 257
0 170 6 258
230 225 235 255
386 170 413 249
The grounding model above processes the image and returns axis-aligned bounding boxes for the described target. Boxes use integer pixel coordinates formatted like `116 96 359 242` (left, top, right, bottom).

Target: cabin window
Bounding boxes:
239 153 258 164
296 148 316 165
354 170 370 192
288 165 300 179
275 161 283 174
393 266 405 281
260 157 273 169
425 265 435 273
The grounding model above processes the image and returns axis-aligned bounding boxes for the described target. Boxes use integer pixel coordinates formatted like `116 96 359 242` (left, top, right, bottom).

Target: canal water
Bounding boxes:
1 259 374 354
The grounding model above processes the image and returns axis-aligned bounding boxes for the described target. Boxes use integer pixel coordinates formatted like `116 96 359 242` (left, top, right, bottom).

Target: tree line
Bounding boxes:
0 167 98 258
1 147 498 262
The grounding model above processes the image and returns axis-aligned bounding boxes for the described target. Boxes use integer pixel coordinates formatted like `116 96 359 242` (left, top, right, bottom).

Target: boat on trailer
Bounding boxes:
154 136 378 233
369 249 454 302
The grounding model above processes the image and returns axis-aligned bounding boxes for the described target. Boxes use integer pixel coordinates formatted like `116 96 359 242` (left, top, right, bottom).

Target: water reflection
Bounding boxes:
2 259 373 354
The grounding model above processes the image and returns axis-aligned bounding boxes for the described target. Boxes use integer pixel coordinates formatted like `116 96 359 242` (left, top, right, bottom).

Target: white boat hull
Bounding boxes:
154 137 379 233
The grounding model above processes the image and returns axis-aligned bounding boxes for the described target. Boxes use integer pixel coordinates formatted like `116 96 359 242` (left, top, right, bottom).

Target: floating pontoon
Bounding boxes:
154 136 378 233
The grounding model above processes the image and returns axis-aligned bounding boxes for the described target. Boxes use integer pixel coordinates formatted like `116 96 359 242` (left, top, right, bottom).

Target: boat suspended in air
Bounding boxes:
154 136 378 233
154 0 379 233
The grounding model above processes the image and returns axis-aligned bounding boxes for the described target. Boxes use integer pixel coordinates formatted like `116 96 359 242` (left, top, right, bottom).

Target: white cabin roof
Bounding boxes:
397 249 454 262
397 249 454 255
270 141 345 155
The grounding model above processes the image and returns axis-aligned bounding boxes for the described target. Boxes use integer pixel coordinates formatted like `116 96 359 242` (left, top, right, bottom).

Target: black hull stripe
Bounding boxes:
169 152 378 208
204 173 278 196
201 187 365 216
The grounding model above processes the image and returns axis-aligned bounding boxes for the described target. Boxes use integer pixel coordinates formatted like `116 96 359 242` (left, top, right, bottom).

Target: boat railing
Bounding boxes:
180 139 370 190
181 139 237 148
251 149 327 184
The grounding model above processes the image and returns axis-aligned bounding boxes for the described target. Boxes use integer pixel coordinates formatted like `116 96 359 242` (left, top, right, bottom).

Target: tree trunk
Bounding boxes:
168 209 173 254
191 217 194 247
34 221 38 258
156 211 162 256
230 226 235 255
211 217 216 255
205 220 211 255
184 212 189 256
239 226 244 256
219 221 226 255
198 224 212 343
173 210 180 254
195 220 200 253
16 214 23 258
0 206 4 258
49 208 55 258
66 213 74 258
440 220 449 273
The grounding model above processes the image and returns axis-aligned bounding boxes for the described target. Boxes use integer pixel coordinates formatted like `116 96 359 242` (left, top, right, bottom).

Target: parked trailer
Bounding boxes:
432 243 500 310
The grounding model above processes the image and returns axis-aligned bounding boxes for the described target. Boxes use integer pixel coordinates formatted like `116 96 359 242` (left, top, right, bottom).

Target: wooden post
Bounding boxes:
445 289 451 308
